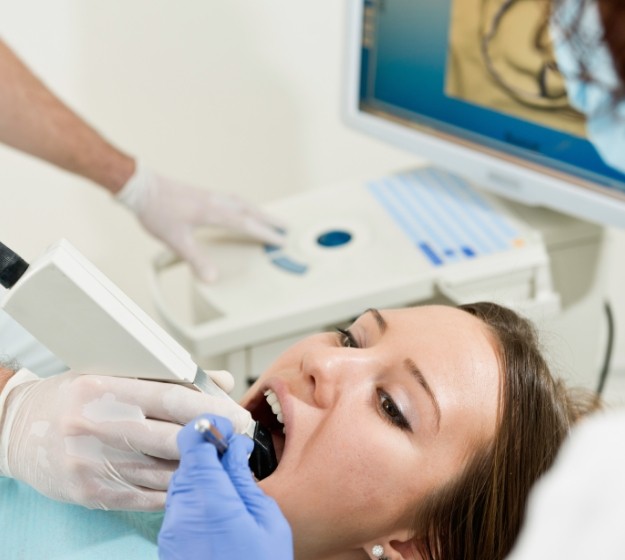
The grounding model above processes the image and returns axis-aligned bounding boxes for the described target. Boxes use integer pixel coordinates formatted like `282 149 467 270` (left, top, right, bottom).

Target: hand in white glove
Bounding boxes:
116 162 285 283
0 368 252 511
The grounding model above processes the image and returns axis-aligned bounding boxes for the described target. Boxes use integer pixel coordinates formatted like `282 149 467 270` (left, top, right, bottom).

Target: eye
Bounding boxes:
335 327 359 349
378 390 411 431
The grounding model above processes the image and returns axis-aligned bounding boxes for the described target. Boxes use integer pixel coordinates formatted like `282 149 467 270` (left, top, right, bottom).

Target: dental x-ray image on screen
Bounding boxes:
446 0 586 136
346 0 625 228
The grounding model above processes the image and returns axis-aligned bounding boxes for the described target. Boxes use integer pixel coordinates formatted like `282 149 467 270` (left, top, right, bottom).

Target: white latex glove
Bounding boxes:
116 162 285 283
0 368 252 511
506 410 625 560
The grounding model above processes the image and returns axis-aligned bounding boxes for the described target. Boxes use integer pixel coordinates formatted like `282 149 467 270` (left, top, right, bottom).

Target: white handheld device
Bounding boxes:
0 238 277 479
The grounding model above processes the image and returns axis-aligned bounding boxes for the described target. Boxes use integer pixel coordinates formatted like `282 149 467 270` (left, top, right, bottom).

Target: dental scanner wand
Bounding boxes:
0 239 277 480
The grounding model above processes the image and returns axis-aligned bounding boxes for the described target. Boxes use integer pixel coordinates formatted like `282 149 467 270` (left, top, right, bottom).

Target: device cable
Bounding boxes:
596 300 615 396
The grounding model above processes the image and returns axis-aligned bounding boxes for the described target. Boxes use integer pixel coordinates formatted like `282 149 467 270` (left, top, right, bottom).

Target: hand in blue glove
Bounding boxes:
158 414 293 560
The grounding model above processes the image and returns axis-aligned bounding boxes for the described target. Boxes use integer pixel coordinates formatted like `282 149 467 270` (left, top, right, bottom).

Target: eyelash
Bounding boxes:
378 390 411 431
335 327 358 348
334 328 411 432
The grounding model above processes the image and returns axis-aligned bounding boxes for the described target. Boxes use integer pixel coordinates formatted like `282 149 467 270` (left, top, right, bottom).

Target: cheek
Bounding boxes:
245 340 313 387
262 422 423 532
239 350 300 406
261 421 372 501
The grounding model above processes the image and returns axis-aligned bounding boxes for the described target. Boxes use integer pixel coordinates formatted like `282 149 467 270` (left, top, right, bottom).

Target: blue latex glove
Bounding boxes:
158 414 293 560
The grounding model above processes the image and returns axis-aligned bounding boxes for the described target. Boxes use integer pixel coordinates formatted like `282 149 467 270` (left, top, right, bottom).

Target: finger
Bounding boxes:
111 457 178 491
155 389 252 435
239 217 286 247
205 369 235 394
86 415 249 469
202 191 287 230
167 229 220 283
63 430 179 490
91 485 166 511
167 418 241 515
177 228 284 284
242 207 288 233
194 194 286 246
223 432 254 464
106 489 166 511
75 375 252 435
79 417 178 462
221 435 281 521
121 488 166 512
172 439 224 493
176 414 234 455
80 415 207 463
203 209 285 246
187 252 219 284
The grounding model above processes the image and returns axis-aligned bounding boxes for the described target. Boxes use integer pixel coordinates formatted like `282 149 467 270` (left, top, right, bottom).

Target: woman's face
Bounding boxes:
242 305 501 558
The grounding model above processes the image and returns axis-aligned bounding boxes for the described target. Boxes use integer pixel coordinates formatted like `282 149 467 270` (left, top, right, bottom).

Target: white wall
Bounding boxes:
0 0 415 306
1 1 624 379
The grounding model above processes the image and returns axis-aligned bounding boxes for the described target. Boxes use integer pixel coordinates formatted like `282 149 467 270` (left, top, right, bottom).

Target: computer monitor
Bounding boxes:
344 0 625 229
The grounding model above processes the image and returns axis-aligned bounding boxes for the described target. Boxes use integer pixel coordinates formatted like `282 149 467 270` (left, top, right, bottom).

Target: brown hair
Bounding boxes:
597 0 625 86
411 302 599 560
550 0 625 99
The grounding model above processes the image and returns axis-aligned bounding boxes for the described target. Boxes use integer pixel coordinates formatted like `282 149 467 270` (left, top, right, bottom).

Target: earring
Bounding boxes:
372 544 389 560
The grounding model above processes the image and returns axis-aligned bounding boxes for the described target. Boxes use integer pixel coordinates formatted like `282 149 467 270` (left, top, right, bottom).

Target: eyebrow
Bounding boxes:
365 308 387 334
364 308 442 432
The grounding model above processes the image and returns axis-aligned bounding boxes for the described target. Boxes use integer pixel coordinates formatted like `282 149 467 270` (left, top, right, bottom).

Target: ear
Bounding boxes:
362 529 425 560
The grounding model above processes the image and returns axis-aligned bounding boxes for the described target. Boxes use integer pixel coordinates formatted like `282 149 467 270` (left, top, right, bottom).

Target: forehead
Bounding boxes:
375 305 494 348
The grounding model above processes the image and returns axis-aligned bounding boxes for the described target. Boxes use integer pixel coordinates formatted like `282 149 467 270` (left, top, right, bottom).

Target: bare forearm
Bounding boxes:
0 39 134 193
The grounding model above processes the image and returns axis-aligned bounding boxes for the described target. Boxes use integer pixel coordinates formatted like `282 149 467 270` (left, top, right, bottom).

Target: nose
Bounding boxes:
301 348 370 409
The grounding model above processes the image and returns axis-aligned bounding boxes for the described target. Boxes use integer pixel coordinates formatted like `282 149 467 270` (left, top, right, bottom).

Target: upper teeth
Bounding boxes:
264 389 285 427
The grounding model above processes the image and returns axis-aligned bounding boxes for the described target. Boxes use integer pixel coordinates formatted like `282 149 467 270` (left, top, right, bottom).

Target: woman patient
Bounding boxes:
165 301 597 560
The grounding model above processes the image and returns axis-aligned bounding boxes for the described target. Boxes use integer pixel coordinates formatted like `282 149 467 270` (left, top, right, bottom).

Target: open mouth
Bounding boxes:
247 388 286 466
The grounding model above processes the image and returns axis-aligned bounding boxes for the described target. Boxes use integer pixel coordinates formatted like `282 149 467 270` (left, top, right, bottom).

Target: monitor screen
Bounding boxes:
344 0 625 228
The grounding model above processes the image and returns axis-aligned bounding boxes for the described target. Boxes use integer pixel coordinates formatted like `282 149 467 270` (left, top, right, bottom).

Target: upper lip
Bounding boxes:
248 377 291 460
244 376 288 421
264 377 290 433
